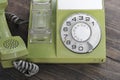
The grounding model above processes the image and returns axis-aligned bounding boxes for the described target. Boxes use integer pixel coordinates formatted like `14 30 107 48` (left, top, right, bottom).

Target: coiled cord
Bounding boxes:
5 12 29 25
13 60 39 77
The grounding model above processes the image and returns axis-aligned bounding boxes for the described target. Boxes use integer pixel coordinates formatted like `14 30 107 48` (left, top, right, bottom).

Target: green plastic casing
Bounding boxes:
27 0 106 63
0 0 28 68
0 0 11 39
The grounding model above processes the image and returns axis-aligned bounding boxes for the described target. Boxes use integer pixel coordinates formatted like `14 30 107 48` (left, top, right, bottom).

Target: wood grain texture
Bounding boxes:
0 0 120 80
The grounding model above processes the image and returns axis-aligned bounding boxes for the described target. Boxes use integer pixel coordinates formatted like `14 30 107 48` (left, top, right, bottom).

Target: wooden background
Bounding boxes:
0 0 120 80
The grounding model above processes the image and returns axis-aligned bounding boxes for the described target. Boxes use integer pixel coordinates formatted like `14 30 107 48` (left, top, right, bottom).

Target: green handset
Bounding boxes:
27 0 106 63
0 0 11 39
0 0 28 68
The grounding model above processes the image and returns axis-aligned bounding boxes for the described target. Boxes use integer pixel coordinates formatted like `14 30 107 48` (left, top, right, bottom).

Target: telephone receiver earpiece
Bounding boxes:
0 36 28 60
0 0 28 68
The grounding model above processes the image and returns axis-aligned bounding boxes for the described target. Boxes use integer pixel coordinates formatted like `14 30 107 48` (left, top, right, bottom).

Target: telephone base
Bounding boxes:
1 57 105 68
27 57 106 63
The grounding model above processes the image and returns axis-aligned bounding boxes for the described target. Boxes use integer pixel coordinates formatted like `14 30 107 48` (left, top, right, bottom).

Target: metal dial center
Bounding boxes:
71 22 91 42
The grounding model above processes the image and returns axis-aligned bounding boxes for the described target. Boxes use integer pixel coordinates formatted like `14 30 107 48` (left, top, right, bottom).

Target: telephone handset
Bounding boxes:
61 13 101 53
0 0 40 77
0 0 28 68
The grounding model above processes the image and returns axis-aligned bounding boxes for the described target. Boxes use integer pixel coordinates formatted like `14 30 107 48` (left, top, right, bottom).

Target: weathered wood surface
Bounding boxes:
0 0 120 80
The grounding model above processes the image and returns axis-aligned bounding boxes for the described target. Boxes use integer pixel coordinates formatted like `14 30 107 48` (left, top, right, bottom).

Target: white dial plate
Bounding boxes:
72 22 91 42
61 13 101 53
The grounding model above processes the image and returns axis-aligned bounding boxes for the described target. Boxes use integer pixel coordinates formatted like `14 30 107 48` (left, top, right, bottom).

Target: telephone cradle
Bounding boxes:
0 0 106 68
